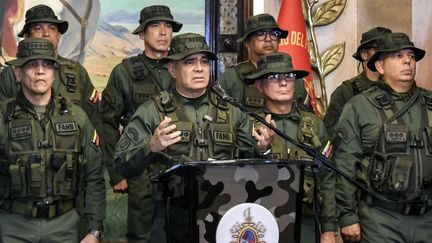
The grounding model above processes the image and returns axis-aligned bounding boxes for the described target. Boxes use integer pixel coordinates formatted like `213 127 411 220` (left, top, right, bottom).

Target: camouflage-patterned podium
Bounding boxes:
154 159 310 243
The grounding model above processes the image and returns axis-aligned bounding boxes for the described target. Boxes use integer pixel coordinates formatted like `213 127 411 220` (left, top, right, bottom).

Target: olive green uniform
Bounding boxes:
0 91 105 242
114 89 257 242
217 62 309 112
323 72 375 137
99 54 173 242
334 81 432 242
256 103 335 242
0 56 101 132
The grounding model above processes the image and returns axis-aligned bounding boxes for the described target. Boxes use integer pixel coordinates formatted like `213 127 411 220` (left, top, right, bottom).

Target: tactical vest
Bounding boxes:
360 87 432 201
6 98 82 200
123 54 167 119
155 91 236 162
234 61 265 109
57 58 83 105
349 74 374 96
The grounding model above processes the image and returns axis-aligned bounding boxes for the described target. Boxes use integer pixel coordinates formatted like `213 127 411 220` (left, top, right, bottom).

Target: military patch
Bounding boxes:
54 122 77 132
386 131 407 143
126 127 139 143
245 96 264 107
179 131 191 142
134 92 151 103
116 137 130 152
10 125 32 139
89 89 99 104
102 89 116 105
213 131 233 143
92 130 100 147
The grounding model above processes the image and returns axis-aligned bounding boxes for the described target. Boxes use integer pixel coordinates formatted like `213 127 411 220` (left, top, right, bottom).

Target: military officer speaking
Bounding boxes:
0 38 105 242
113 32 274 242
334 32 432 242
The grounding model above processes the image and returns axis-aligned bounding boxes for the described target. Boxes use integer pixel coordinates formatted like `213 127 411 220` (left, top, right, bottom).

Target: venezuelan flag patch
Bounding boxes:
321 140 333 159
92 129 100 147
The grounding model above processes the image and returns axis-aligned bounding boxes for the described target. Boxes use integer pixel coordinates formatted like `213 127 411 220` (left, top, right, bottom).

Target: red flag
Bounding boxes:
277 0 320 115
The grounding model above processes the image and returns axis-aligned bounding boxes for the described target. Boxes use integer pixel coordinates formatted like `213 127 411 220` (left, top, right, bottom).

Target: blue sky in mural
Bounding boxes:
99 0 205 35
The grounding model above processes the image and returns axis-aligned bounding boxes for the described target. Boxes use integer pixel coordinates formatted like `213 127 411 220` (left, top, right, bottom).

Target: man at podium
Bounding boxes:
113 32 275 242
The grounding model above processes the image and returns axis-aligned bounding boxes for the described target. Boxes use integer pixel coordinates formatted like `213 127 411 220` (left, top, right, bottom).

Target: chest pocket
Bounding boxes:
210 123 234 157
133 83 155 105
166 121 193 156
9 119 37 155
51 117 79 153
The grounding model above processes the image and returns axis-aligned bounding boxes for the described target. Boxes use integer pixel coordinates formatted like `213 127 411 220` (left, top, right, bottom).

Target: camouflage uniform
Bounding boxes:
324 27 392 138
98 5 182 242
0 38 105 242
217 14 309 112
335 33 432 242
245 53 335 242
114 33 258 243
0 5 101 133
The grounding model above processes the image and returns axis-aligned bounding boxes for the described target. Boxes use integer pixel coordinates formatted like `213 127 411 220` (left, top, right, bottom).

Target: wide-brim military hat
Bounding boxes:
367 32 426 72
237 13 288 43
352 26 392 61
159 33 217 63
17 4 69 37
132 5 183 34
7 38 60 67
245 52 309 84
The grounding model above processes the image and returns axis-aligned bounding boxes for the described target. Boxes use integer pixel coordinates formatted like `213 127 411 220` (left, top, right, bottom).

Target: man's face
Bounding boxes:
375 49 416 87
256 73 296 104
26 23 61 51
246 29 280 57
140 21 173 59
15 59 55 97
168 53 210 98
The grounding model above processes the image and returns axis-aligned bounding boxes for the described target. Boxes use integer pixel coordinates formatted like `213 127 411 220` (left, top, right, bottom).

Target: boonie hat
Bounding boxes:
7 38 60 67
367 32 425 71
245 52 308 84
132 5 183 34
160 33 217 63
237 14 288 43
352 26 392 61
18 4 68 37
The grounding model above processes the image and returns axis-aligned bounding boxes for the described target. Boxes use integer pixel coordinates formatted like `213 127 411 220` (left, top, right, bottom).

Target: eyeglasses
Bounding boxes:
254 30 282 41
262 73 296 84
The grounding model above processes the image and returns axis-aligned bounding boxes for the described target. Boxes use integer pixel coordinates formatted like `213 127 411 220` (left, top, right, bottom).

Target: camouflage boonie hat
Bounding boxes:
367 32 426 72
245 52 308 84
18 4 69 37
132 5 183 34
352 26 392 61
237 13 288 43
7 38 60 67
160 33 217 63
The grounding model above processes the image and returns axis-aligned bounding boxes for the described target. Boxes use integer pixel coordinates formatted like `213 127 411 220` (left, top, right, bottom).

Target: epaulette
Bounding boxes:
154 91 177 113
233 61 255 80
363 85 393 110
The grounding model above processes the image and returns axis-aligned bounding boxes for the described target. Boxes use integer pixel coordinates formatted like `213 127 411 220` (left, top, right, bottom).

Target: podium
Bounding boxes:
153 159 311 243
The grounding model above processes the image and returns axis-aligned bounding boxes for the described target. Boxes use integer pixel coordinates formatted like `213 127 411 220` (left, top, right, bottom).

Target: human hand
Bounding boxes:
149 116 181 152
340 223 361 242
252 114 276 152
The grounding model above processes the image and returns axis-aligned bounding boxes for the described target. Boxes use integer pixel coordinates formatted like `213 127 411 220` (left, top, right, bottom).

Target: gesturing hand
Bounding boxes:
149 116 182 152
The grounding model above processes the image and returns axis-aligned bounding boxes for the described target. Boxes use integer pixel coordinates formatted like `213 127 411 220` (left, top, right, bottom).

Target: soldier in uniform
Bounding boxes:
245 52 335 243
216 13 309 112
0 4 101 133
98 5 182 242
0 38 105 242
324 27 392 137
113 32 274 243
334 32 432 242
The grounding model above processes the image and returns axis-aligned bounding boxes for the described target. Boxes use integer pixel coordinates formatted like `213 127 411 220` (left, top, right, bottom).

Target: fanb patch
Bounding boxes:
213 131 233 143
10 125 32 139
54 122 77 132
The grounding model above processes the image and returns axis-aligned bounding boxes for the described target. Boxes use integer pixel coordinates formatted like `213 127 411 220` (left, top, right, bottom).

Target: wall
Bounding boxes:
258 0 431 104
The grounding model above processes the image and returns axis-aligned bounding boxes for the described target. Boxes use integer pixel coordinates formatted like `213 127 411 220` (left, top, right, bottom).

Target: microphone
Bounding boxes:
210 82 231 101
